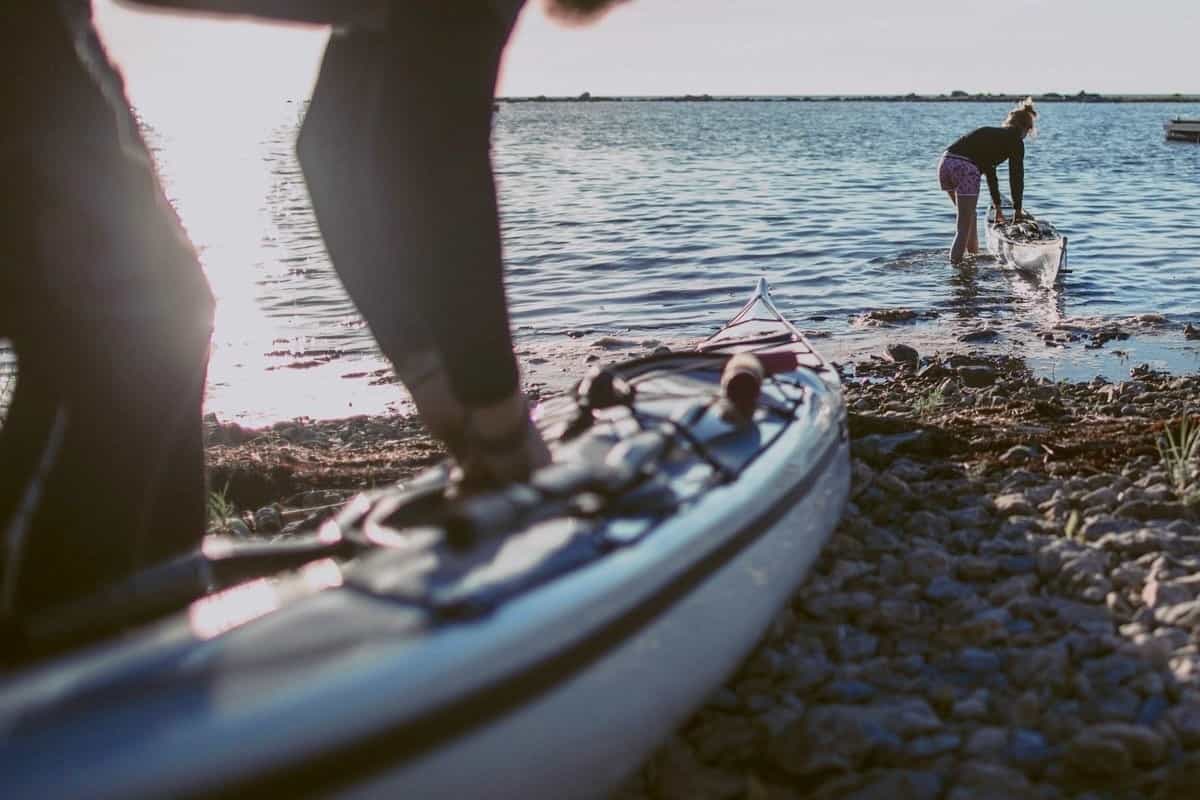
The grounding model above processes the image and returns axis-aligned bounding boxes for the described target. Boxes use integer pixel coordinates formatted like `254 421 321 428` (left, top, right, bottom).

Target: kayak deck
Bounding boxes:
0 279 850 800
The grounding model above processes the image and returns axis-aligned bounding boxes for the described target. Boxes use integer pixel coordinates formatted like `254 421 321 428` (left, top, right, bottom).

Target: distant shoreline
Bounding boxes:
499 92 1200 104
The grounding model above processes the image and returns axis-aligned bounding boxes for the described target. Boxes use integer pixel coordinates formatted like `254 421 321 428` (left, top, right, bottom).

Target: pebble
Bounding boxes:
631 356 1200 799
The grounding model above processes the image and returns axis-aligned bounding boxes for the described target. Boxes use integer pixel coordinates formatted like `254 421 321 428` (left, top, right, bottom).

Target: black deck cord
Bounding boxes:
6 352 805 660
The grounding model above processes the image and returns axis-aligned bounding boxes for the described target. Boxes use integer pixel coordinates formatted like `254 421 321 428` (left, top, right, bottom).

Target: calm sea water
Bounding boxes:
94 101 1200 421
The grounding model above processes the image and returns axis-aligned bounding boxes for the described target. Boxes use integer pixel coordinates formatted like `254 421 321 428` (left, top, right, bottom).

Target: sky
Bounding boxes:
94 0 1198 108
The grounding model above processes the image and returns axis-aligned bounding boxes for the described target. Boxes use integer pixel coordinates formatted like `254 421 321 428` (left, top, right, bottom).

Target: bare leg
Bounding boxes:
968 208 979 255
950 192 978 265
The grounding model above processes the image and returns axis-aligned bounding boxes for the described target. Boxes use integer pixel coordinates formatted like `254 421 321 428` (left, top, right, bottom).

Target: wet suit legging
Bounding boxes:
0 6 215 621
297 1 524 409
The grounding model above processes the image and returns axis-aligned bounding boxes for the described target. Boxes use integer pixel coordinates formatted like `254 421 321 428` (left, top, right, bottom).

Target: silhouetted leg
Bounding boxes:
299 2 548 481
0 6 213 617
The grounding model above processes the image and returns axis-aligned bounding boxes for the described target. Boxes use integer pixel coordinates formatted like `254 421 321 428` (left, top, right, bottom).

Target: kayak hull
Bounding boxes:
986 204 1067 288
355 429 848 800
1 279 849 799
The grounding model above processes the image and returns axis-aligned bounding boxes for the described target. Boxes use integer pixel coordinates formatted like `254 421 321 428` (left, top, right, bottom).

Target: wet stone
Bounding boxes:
904 548 952 583
886 343 920 365
994 493 1035 517
834 625 880 662
822 680 877 705
1001 445 1040 466
768 706 902 776
952 690 990 721
924 575 975 604
1009 728 1052 770
1065 729 1133 777
957 647 1003 674
907 732 961 760
843 769 943 800
949 760 1031 800
958 365 998 387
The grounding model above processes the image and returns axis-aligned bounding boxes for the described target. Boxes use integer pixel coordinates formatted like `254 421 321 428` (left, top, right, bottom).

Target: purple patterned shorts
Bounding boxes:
938 154 981 196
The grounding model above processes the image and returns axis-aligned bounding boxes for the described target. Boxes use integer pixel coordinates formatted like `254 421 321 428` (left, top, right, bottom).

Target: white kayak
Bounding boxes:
0 279 850 800
986 201 1068 288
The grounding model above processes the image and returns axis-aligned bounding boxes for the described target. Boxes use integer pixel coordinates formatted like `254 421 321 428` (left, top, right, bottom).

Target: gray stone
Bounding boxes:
1065 729 1133 777
834 625 880 662
905 548 951 583
1088 721 1169 766
994 493 1035 517
843 770 943 800
952 690 990 721
1136 695 1170 727
904 510 952 537
956 555 999 582
781 654 833 691
946 505 992 529
924 575 974 604
1009 728 1052 772
822 680 876 704
880 697 945 737
877 598 924 627
1081 688 1141 724
957 647 1003 674
1008 644 1070 691
886 343 919 365
1079 516 1140 541
1143 579 1196 609
1083 653 1144 688
1117 499 1188 521
1001 445 1039 466
768 706 902 776
964 726 1008 760
949 760 1030 800
1080 486 1119 510
958 365 998 388
907 732 961 759
1168 702 1200 747
1156 600 1200 628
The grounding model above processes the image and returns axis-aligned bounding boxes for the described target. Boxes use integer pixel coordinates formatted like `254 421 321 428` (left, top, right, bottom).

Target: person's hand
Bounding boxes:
1013 209 1029 222
993 208 1007 225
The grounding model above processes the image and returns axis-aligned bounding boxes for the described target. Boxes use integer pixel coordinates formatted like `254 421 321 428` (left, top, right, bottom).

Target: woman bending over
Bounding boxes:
938 97 1038 264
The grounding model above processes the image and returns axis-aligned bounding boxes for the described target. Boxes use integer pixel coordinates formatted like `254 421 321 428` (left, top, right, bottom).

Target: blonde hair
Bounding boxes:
1004 96 1038 135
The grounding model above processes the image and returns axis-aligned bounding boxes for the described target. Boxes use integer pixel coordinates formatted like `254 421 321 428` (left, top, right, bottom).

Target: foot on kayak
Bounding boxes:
458 392 552 488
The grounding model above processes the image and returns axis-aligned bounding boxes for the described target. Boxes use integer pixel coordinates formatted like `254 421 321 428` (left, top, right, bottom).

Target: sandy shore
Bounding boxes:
205 342 1200 798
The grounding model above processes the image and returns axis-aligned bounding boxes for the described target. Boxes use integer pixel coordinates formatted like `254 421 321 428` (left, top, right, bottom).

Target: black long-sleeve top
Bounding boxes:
946 126 1025 212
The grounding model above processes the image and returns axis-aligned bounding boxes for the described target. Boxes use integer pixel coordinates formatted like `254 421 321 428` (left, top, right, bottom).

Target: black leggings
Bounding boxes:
298 2 523 408
0 7 214 617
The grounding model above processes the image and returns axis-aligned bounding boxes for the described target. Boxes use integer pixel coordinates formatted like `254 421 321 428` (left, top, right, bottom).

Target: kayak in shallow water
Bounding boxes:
0 278 850 800
987 200 1068 288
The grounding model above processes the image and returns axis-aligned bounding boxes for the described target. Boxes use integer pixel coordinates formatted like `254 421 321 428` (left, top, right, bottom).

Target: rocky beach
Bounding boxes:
205 340 1200 799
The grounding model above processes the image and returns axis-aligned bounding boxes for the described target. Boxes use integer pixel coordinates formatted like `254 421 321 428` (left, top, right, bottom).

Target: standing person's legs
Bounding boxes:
299 1 548 483
939 155 981 265
0 7 214 620
951 193 978 265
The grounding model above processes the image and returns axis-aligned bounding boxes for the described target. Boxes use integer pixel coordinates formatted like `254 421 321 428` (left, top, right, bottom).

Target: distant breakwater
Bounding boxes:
500 92 1200 104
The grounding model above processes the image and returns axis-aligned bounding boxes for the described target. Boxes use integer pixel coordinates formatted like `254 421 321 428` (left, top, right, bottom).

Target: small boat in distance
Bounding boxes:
1164 118 1200 143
